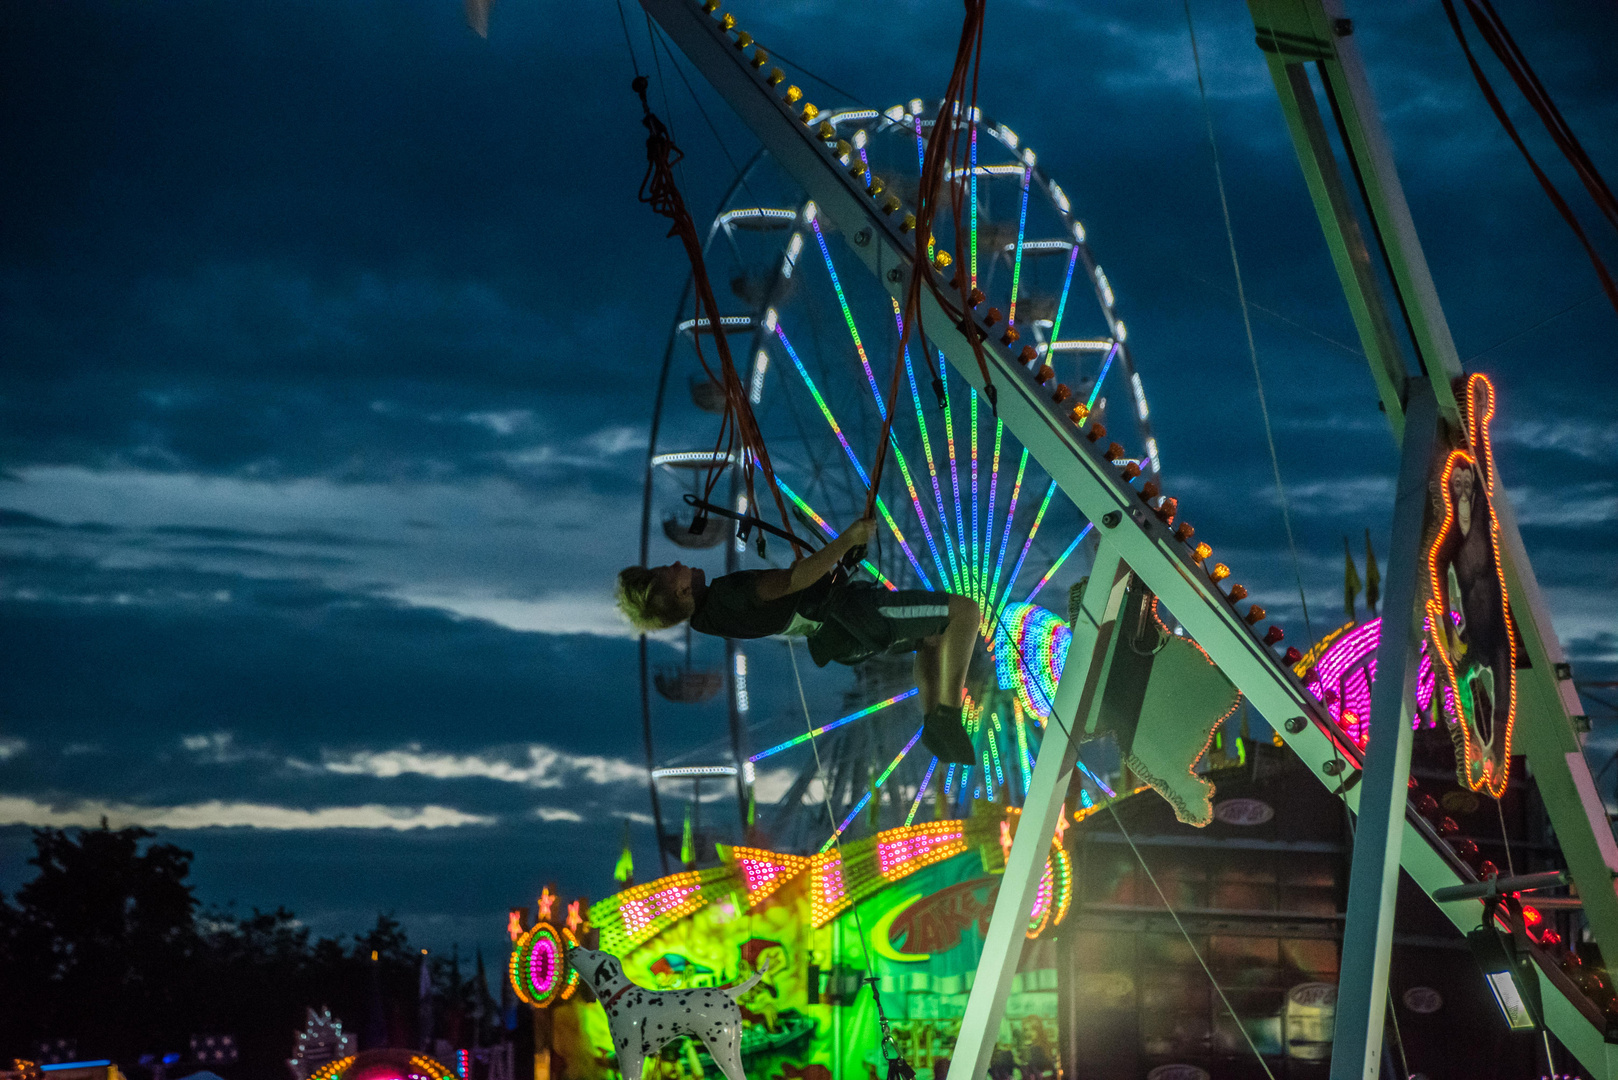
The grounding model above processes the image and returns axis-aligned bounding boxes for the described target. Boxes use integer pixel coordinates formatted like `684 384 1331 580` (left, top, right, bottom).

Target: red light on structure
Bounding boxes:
1522 905 1542 927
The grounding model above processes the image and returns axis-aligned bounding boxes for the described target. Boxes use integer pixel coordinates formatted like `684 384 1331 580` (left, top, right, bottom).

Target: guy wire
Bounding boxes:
786 638 884 984
1181 0 1318 661
614 0 643 79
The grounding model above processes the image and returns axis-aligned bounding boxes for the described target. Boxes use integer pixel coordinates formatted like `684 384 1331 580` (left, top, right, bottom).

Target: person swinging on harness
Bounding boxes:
616 517 980 764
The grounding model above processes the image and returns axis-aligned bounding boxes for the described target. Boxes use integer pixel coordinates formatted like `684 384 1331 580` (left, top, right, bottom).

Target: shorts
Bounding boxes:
805 582 956 667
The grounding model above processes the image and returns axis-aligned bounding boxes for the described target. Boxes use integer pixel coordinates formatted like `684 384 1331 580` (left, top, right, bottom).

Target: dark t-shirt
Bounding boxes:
689 570 832 640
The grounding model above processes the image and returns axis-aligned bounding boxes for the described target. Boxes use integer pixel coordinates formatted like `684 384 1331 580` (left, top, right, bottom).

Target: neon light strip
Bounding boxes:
775 325 931 587
944 762 957 794
1075 755 1117 798
970 389 981 603
806 240 947 590
986 450 1030 628
773 477 896 591
1024 522 1095 604
809 217 885 409
996 481 1057 617
822 725 925 850
969 122 979 288
988 714 1005 787
982 419 1004 610
1007 165 1032 327
895 302 964 593
906 757 940 825
943 377 969 591
1014 707 1032 796
1045 245 1082 358
981 749 995 801
750 688 919 761
1085 342 1120 411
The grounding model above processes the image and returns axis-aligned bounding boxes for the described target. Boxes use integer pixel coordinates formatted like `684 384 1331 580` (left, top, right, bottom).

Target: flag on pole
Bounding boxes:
1343 536 1362 620
1364 528 1381 614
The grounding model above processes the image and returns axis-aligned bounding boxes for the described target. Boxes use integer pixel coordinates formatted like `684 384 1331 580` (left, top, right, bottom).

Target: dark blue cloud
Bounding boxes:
1 0 1614 967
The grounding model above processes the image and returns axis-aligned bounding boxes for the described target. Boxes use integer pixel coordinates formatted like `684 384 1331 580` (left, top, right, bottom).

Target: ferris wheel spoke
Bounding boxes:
820 724 925 852
983 448 1030 633
1013 706 1033 798
982 418 1005 610
905 756 940 826
894 302 965 593
969 123 979 289
1045 244 1082 356
970 389 982 606
773 477 897 591
774 323 934 587
1085 341 1120 412
749 687 919 762
941 378 971 595
1006 164 1033 328
1023 522 1095 605
993 480 1058 623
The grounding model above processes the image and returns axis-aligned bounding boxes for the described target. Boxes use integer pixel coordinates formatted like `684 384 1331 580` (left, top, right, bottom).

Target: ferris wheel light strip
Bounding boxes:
971 390 982 603
896 304 966 593
943 379 970 595
1014 707 1033 794
1006 165 1033 328
983 416 1005 610
983 448 1030 635
774 324 932 587
970 123 979 288
1085 342 1120 412
1025 522 1095 605
772 477 895 590
749 687 919 761
807 222 949 589
995 481 1058 621
820 724 925 851
1044 246 1083 360
905 757 940 826
808 217 885 409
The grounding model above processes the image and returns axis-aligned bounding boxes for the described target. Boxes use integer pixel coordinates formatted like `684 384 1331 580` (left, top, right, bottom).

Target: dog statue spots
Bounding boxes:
567 945 764 1080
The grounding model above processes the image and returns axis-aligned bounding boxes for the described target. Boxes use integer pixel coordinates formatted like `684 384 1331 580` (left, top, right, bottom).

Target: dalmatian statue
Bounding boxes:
567 945 765 1080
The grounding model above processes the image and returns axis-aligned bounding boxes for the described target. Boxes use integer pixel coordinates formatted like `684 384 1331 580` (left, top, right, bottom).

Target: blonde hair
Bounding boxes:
615 566 690 631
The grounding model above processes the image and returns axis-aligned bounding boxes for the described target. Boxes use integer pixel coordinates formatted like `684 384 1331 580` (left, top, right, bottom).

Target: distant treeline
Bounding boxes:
0 825 501 1080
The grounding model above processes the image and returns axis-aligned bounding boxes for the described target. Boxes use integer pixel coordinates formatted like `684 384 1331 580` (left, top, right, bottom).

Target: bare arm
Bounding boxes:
754 518 877 602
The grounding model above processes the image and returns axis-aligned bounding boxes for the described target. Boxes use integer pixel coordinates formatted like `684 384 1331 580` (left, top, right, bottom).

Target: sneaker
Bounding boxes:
922 704 977 764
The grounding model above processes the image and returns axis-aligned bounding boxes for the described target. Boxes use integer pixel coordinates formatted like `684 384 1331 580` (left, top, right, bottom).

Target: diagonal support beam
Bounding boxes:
1331 382 1437 1079
946 544 1128 1080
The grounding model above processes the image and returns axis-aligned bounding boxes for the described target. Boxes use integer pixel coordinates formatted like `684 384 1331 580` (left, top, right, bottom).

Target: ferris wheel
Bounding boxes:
637 99 1163 858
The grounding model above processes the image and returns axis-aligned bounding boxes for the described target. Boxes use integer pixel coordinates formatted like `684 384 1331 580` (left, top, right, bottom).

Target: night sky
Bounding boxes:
2 0 1615 969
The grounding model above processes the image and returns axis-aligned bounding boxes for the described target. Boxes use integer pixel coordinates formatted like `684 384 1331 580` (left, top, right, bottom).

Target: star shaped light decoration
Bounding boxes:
566 900 589 935
507 909 526 942
537 887 557 921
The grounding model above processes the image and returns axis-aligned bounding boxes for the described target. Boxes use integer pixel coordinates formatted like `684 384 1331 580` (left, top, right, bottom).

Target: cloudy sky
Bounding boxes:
2 0 1615 965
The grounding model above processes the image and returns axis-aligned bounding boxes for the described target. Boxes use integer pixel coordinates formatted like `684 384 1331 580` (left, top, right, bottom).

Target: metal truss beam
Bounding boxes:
636 0 1614 1071
1246 0 1615 1072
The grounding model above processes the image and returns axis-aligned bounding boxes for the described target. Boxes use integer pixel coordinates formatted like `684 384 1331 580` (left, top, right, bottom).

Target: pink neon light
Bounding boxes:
877 826 965 878
619 884 699 935
1028 858 1055 928
818 862 845 907
1302 617 1440 745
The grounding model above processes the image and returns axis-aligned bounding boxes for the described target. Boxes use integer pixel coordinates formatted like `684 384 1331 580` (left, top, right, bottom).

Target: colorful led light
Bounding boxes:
993 602 1072 720
1025 522 1094 604
1006 165 1032 327
750 688 919 761
984 450 1030 632
878 819 966 878
996 482 1058 616
509 921 567 1008
720 846 811 909
1085 342 1119 412
773 476 896 590
895 300 964 592
775 324 932 587
905 757 939 825
1299 617 1440 746
821 725 924 851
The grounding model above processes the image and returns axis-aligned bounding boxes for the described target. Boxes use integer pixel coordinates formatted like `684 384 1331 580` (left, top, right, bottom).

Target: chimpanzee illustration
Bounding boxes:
1424 374 1516 797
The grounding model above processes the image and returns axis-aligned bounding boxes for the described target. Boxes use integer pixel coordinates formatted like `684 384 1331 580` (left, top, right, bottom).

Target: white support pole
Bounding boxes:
946 544 1129 1080
1331 382 1439 1079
